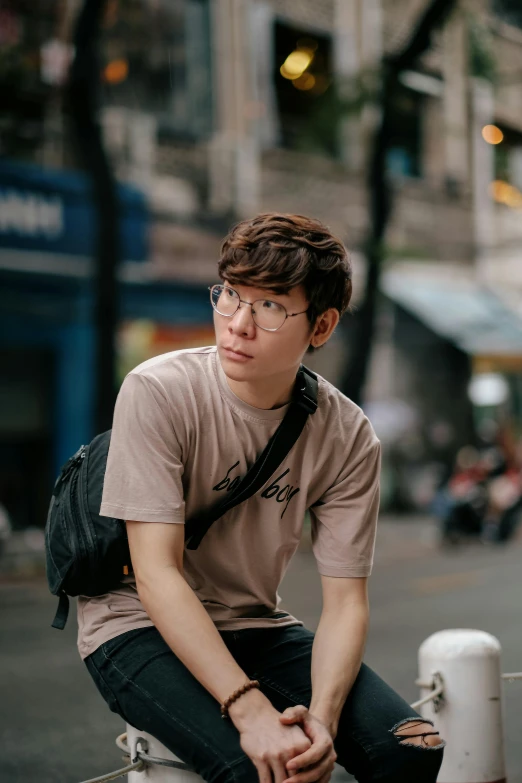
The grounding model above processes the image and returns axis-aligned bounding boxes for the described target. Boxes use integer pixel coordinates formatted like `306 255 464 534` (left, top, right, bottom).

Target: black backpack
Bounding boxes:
45 366 318 630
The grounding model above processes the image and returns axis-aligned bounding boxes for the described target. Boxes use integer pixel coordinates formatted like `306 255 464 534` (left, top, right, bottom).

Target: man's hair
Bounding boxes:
218 213 352 329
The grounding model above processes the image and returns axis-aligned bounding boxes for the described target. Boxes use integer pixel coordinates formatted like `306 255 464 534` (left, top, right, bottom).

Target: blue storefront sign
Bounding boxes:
0 158 148 261
0 158 151 486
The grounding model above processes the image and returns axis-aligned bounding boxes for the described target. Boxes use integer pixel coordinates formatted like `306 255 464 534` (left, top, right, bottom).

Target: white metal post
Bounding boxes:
127 724 204 782
418 629 506 783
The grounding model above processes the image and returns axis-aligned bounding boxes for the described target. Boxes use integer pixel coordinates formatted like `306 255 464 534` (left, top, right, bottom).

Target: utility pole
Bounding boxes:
67 0 119 433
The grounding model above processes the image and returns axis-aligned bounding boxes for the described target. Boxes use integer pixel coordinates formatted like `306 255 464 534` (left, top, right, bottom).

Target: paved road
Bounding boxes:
1 518 521 783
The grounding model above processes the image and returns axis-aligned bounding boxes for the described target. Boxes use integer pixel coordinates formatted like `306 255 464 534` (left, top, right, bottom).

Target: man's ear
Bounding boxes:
310 309 340 348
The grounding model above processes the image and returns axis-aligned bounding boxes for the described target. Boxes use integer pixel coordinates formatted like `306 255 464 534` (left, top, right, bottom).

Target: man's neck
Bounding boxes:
226 369 299 410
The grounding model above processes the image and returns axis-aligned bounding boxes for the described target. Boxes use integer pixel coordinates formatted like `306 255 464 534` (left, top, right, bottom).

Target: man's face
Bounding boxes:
213 281 314 385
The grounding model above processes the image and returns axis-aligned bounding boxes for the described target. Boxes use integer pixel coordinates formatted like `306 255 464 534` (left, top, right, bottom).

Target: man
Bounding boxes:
81 213 444 783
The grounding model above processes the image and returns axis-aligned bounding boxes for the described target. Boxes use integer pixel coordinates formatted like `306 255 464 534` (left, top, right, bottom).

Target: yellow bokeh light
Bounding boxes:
490 179 522 209
506 189 522 209
104 58 129 84
293 72 316 91
482 125 504 145
280 48 314 80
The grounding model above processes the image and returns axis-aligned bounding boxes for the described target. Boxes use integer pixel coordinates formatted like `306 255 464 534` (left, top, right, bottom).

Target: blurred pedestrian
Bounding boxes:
437 421 522 545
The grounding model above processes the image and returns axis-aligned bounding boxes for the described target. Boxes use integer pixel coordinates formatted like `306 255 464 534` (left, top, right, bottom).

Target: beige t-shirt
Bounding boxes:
77 346 381 659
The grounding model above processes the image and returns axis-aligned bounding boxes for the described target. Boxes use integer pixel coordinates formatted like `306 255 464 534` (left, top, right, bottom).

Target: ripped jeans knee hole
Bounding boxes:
391 718 446 750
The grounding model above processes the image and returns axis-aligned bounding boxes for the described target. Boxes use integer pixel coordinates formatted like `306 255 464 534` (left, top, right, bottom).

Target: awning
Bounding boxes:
382 262 522 356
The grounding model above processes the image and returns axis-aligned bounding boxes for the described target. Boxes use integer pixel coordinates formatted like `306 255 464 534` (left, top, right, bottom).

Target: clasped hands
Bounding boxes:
236 699 337 783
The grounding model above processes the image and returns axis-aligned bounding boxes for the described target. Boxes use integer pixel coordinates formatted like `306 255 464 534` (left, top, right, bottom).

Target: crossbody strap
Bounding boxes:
185 366 318 550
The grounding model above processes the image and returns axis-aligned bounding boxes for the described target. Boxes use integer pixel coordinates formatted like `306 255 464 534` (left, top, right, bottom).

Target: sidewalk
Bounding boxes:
374 513 439 563
0 527 46 580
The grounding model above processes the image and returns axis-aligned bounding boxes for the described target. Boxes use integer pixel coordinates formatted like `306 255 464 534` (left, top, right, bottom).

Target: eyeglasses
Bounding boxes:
209 284 309 332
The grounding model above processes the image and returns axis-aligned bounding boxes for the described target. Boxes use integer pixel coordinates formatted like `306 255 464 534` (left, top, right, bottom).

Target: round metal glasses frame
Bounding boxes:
209 284 309 332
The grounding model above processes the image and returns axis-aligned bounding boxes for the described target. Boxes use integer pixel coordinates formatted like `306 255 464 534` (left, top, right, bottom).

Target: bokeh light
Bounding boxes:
292 72 316 91
103 58 129 84
482 124 504 145
490 179 522 208
280 48 314 80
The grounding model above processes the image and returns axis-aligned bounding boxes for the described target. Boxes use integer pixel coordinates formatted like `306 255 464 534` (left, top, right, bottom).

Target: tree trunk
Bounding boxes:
67 0 119 433
340 0 459 405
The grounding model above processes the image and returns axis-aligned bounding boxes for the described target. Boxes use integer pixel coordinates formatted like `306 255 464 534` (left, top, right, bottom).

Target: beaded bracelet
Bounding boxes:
221 680 260 719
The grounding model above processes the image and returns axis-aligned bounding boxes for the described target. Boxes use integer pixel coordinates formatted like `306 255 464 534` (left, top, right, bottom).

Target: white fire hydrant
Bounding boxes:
418 629 506 783
127 723 204 782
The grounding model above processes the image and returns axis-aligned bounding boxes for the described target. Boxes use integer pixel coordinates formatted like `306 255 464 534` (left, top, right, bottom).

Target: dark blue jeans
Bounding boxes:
85 625 444 783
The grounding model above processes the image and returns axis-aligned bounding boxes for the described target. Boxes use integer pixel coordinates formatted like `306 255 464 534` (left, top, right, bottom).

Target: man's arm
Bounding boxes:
126 520 312 783
278 576 367 783
309 575 369 737
127 520 248 704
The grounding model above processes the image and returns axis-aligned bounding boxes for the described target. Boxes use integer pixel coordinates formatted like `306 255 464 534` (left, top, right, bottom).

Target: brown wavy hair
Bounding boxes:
218 213 352 330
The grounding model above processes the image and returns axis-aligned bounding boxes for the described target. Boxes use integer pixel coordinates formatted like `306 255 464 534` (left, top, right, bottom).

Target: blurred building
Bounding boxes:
1 0 522 526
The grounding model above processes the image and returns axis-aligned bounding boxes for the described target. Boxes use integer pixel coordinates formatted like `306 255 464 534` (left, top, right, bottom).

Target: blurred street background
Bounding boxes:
2 517 522 782
2 0 522 781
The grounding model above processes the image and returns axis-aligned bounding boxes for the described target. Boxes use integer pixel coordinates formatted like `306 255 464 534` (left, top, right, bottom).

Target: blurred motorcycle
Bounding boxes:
435 444 522 545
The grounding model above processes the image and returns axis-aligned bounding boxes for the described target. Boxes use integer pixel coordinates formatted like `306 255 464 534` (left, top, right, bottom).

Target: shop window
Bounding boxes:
273 21 337 157
0 0 212 163
101 0 212 141
495 126 522 190
491 125 522 208
386 85 424 179
492 0 522 29
0 1 59 160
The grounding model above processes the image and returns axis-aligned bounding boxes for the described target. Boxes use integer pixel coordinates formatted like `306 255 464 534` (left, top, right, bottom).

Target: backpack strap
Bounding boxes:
185 366 318 550
51 590 70 630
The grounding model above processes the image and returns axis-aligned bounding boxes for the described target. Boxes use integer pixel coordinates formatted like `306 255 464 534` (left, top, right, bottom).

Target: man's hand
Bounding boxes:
279 705 337 783
229 690 312 783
